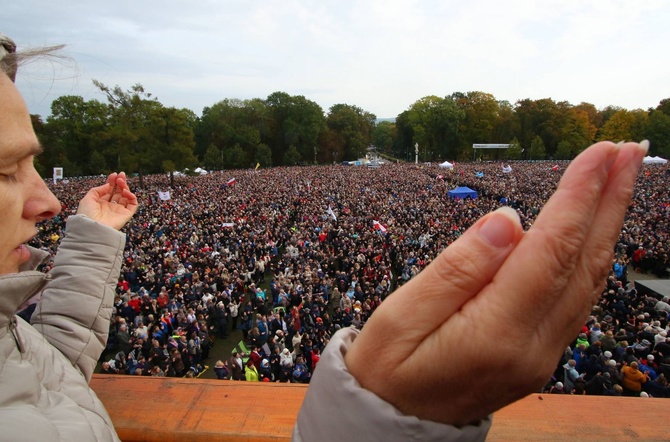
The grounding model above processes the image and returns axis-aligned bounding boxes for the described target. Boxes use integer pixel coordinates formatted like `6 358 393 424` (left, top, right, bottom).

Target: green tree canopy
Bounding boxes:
326 103 376 161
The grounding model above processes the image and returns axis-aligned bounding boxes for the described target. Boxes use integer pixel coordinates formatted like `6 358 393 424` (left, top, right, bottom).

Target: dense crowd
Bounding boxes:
28 158 670 396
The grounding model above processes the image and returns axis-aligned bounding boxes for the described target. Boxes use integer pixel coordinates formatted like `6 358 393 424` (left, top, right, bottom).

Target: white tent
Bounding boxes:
643 156 668 165
194 167 208 175
439 161 454 169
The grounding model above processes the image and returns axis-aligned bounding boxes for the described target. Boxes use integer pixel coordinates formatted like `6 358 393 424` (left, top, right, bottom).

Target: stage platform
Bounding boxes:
635 279 670 299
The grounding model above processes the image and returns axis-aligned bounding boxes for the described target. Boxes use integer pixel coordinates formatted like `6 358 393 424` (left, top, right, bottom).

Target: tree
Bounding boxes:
555 140 573 160
372 121 396 154
514 98 564 158
92 81 156 185
92 81 197 186
284 145 301 166
203 144 223 170
573 102 602 129
266 92 326 166
254 143 272 167
223 144 247 169
195 98 269 167
453 91 501 157
597 109 648 143
505 137 523 160
597 105 623 132
646 110 670 157
492 101 519 149
326 104 376 161
405 96 464 161
559 107 596 157
154 107 198 176
656 98 670 117
394 111 415 161
42 96 110 176
528 135 546 160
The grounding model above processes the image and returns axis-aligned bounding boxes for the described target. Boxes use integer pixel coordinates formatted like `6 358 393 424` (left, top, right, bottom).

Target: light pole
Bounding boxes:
415 143 419 164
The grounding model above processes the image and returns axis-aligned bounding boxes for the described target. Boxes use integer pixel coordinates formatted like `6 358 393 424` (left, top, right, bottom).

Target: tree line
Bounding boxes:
31 82 670 179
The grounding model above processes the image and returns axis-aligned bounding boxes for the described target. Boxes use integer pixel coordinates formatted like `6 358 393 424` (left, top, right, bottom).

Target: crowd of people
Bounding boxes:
29 158 670 396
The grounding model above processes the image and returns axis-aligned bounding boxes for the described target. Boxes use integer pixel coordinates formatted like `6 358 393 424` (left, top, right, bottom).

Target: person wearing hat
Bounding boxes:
279 347 294 382
259 358 274 382
638 354 659 381
548 382 565 394
599 350 613 367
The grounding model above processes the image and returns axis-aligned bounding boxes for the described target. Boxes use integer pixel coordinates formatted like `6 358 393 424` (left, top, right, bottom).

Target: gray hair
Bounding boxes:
0 32 65 83
0 32 17 81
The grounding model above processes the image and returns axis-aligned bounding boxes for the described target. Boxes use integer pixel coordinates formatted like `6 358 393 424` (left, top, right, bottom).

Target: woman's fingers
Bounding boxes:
345 207 523 368
343 140 647 427
562 141 648 325
479 142 624 324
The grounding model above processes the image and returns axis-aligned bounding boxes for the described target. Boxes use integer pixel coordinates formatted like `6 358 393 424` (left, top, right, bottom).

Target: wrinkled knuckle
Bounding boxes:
432 246 483 291
584 247 615 287
542 228 584 266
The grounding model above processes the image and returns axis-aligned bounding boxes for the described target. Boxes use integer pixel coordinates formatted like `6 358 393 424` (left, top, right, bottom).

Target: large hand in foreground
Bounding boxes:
77 172 138 230
344 141 648 426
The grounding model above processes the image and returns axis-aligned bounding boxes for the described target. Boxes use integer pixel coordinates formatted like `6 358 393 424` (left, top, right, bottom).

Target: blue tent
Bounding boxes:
447 186 478 199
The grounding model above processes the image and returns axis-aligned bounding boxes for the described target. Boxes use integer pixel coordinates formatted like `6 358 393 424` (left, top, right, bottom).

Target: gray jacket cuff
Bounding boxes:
293 327 492 441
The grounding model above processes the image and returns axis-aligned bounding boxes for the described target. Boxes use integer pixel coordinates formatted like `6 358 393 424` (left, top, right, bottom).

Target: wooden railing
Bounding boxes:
91 375 666 441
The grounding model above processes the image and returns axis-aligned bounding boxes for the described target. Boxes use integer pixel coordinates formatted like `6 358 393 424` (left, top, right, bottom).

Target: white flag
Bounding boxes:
158 191 171 201
327 206 337 221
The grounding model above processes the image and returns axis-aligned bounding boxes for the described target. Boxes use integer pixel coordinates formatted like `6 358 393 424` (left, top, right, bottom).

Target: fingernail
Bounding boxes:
638 140 650 154
479 207 520 248
604 143 622 173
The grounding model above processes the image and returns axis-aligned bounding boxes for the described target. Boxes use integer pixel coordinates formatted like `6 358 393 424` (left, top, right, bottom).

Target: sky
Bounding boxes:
6 0 670 120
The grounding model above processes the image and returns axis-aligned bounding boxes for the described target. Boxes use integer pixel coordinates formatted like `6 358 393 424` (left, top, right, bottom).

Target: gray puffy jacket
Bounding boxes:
0 215 125 441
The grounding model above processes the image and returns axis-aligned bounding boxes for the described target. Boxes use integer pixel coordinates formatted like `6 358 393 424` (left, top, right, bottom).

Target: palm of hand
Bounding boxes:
76 172 138 230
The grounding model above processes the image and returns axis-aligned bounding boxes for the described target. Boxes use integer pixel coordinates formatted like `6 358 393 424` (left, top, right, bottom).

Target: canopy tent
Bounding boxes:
439 161 454 169
447 186 478 199
642 156 668 164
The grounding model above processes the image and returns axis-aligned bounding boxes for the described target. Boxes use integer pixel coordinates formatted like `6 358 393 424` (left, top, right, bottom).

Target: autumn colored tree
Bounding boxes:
597 109 648 143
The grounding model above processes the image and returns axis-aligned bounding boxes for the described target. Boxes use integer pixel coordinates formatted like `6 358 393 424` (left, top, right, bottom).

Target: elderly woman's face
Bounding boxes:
0 74 60 274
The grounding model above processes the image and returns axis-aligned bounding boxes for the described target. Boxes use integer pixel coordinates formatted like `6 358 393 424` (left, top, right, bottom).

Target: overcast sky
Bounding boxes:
7 0 670 119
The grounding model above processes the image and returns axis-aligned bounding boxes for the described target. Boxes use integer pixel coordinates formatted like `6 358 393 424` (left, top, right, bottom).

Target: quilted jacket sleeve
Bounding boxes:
31 215 126 382
293 327 492 442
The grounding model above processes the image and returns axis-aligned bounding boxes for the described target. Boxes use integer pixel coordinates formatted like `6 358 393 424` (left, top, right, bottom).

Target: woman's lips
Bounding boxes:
15 244 31 263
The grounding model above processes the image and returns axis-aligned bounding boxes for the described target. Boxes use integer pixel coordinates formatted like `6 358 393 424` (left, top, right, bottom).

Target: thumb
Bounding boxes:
360 206 524 350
